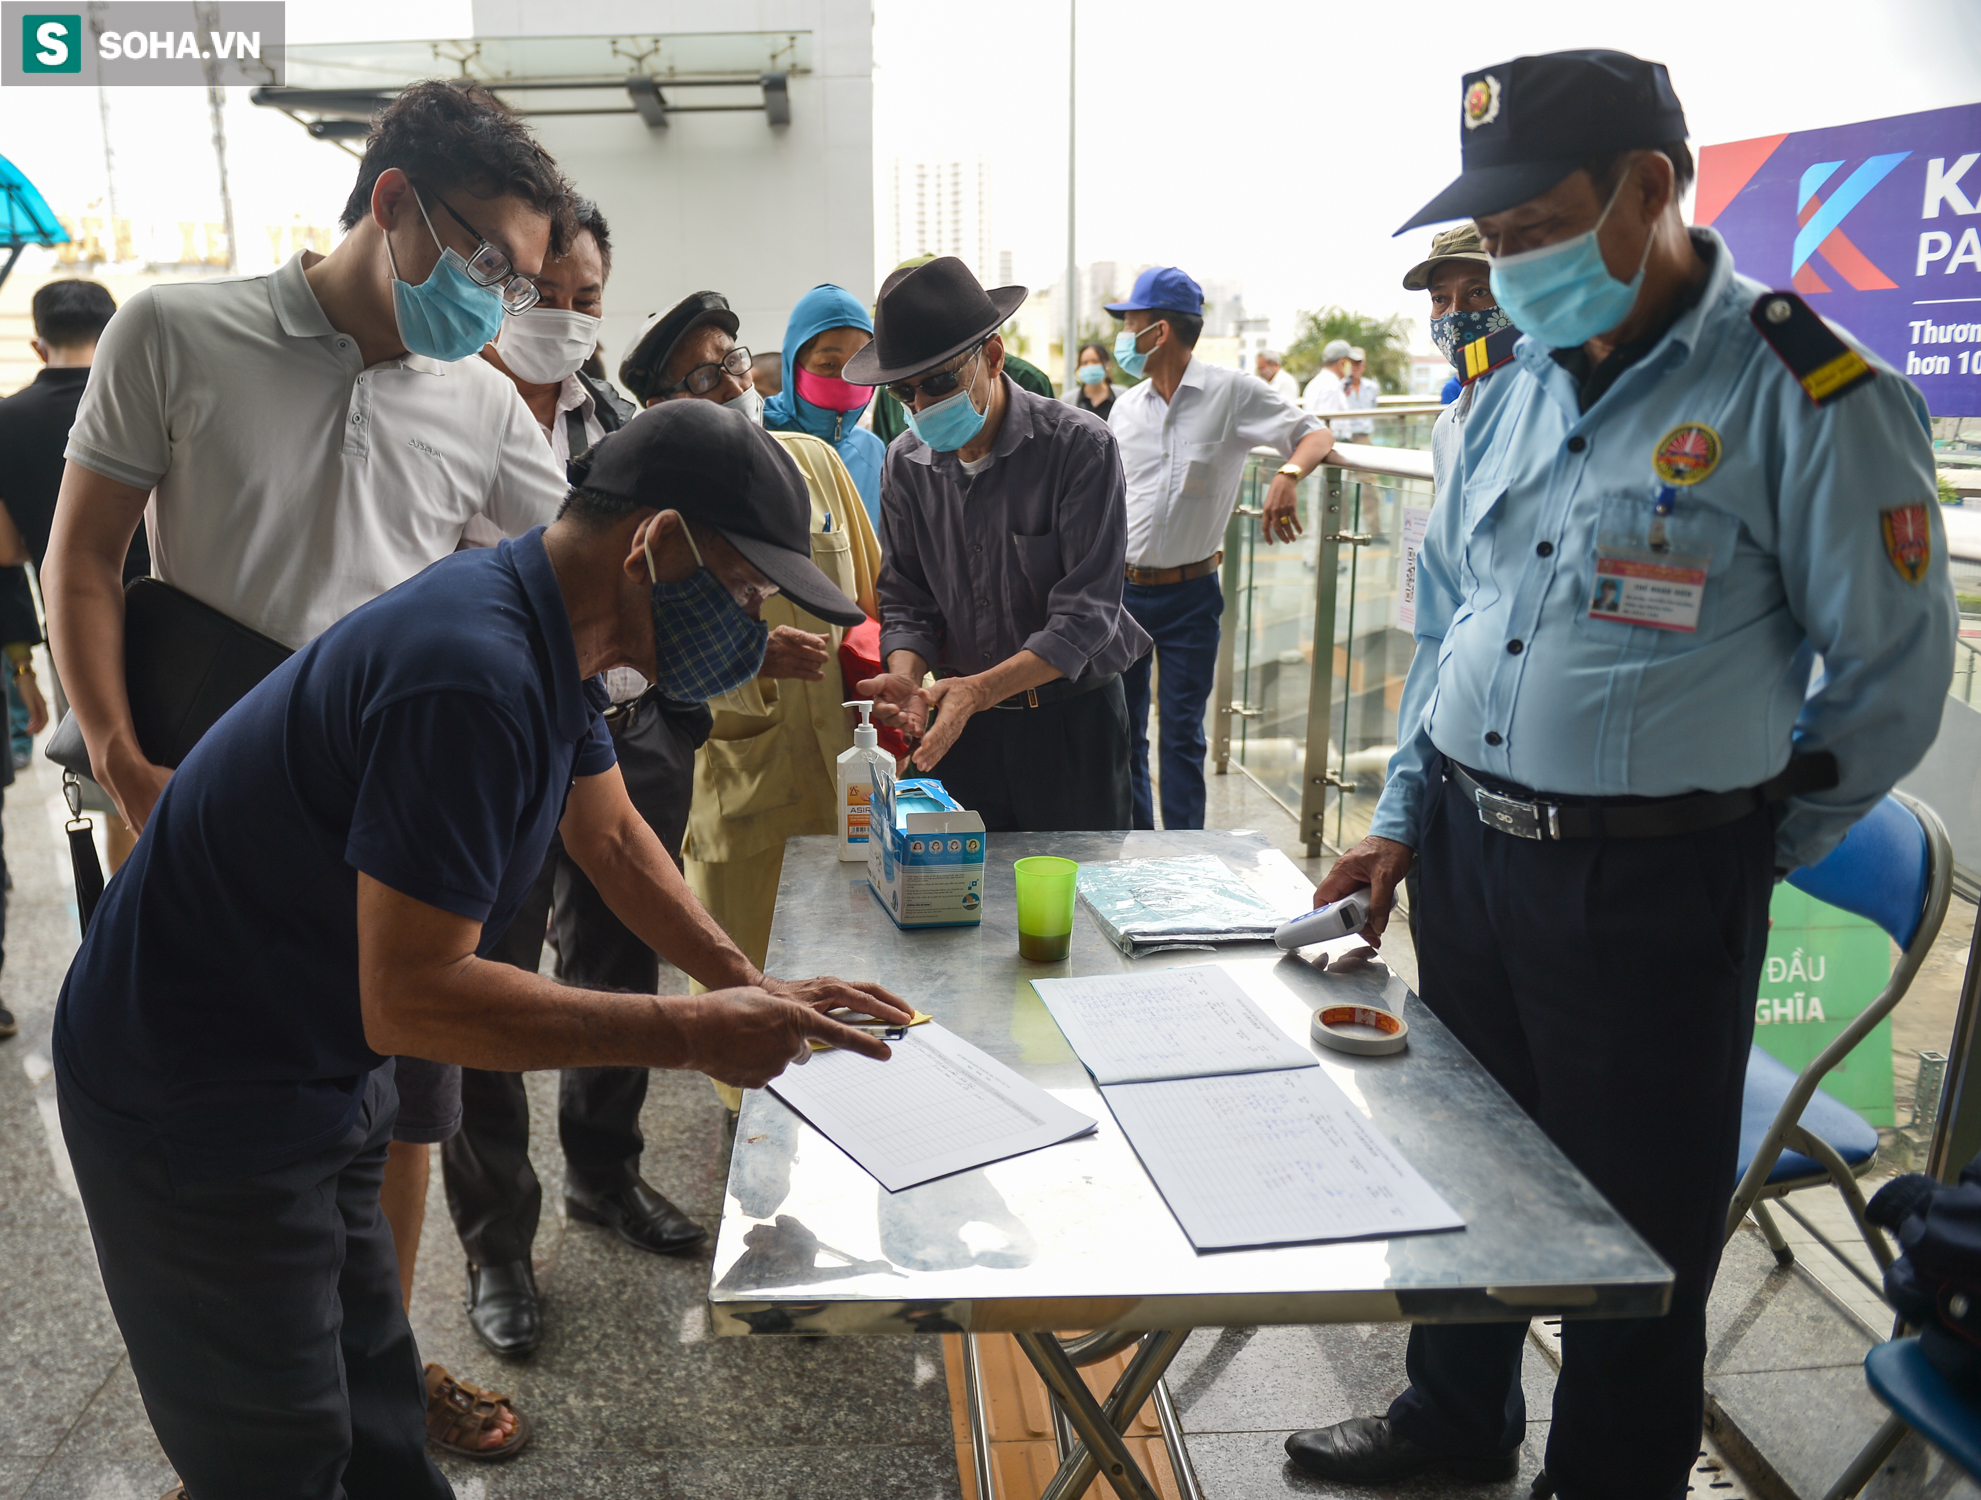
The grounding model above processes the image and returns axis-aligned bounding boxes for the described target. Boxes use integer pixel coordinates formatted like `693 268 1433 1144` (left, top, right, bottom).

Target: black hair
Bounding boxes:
31 279 117 346
338 80 574 254
1584 140 1696 201
572 195 611 282
556 484 636 531
1078 340 1109 363
1147 311 1204 349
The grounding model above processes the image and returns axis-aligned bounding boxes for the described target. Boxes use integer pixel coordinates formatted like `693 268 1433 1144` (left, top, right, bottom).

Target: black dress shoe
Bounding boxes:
466 1260 541 1357
1531 1469 1554 1498
1285 1416 1520 1483
0 1002 17 1039
565 1179 708 1256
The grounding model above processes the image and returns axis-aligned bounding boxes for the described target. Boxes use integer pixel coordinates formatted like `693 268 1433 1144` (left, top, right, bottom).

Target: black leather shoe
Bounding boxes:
565 1179 708 1256
0 1003 17 1039
1531 1468 1554 1498
1285 1417 1520 1483
466 1260 541 1357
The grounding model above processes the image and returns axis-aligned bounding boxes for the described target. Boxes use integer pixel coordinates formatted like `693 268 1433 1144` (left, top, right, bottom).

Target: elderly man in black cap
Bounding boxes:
848 256 1149 831
1287 48 1952 1498
53 399 908 1495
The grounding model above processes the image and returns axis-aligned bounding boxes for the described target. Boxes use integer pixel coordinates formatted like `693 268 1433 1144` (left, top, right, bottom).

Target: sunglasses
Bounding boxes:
885 343 986 405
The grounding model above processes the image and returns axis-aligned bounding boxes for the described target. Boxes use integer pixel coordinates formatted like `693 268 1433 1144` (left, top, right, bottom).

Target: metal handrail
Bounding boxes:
1244 442 1436 483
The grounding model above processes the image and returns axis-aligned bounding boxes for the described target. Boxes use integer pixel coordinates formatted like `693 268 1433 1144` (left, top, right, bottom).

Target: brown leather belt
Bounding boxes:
1125 551 1222 587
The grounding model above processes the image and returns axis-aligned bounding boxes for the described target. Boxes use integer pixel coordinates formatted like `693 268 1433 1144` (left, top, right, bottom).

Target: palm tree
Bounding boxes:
1284 307 1411 395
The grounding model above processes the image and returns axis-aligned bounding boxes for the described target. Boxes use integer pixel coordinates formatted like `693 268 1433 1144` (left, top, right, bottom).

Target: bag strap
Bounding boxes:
63 770 104 935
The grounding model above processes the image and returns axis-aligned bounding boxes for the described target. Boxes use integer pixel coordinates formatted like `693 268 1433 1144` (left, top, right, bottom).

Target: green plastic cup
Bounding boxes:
1013 856 1079 963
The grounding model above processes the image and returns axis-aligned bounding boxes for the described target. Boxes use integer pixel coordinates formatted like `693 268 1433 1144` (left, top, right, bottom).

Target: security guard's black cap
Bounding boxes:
1397 50 1688 234
577 400 866 627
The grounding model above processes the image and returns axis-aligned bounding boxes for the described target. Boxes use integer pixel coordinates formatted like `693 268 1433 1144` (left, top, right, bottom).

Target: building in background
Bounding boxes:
884 155 992 284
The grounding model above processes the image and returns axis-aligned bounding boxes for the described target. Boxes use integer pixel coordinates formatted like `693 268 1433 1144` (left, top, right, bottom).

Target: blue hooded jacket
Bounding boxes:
764 284 886 528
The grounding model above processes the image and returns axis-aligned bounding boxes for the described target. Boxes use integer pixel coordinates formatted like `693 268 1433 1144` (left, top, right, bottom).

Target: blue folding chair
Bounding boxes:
1824 1339 1981 1498
1724 792 1954 1297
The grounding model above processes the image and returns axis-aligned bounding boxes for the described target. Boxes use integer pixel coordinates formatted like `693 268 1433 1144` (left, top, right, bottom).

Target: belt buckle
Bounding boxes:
1473 787 1559 841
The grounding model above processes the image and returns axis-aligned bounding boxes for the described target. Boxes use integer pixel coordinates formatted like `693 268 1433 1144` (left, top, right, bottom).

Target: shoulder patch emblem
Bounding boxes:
1460 322 1519 384
1751 292 1876 406
1651 423 1721 485
1881 504 1933 583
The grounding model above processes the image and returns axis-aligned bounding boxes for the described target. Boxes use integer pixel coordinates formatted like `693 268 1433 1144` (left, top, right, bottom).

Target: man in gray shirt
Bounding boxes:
847 257 1149 831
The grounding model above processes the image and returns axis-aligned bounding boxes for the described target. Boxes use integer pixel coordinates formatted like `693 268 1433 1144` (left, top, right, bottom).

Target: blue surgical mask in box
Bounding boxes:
865 758 986 929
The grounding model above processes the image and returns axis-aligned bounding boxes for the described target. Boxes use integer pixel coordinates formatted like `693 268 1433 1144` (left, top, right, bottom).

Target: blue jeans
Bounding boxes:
1122 572 1223 830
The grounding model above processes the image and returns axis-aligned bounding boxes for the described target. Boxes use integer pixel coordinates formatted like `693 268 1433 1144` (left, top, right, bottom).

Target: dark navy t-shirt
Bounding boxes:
54 529 615 1175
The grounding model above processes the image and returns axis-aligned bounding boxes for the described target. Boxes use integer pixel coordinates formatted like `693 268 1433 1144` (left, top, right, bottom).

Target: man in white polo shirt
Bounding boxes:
44 78 574 1463
1107 267 1335 830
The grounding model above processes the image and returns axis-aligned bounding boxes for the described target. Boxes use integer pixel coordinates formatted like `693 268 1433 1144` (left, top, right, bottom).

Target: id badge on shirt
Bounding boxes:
1588 547 1708 632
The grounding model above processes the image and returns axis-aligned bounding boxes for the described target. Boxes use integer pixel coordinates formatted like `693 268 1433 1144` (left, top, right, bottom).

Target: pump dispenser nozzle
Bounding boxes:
843 699 878 752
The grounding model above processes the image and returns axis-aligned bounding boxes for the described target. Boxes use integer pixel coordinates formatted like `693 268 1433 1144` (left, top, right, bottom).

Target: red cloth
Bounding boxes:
837 617 912 759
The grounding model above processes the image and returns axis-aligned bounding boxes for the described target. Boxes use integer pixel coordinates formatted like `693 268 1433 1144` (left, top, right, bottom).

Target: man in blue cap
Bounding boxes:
1286 49 1955 1497
1107 266 1335 829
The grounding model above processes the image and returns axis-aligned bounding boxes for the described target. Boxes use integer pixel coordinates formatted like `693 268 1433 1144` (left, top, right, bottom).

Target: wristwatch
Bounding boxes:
1276 463 1303 480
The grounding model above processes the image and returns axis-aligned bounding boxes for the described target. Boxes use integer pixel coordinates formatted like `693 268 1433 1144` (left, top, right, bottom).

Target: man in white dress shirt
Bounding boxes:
1301 338 1355 419
1341 345 1380 440
1107 267 1336 829
1255 349 1301 403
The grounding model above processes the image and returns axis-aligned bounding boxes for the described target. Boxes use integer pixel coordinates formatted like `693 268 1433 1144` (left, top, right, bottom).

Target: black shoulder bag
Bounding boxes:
45 578 292 931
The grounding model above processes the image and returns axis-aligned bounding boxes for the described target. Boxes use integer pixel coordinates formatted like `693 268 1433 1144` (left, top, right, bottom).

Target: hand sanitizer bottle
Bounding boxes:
838 700 884 861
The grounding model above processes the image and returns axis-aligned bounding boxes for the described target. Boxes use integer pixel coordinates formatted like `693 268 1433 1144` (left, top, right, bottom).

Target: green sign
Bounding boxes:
1753 883 1895 1126
21 15 81 72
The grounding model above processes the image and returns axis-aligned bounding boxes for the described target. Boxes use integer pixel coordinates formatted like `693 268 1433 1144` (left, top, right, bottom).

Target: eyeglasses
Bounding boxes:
885 343 986 405
426 191 542 315
657 345 753 398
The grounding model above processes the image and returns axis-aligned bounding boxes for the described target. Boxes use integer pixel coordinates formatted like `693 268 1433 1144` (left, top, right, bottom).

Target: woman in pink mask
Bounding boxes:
763 284 886 528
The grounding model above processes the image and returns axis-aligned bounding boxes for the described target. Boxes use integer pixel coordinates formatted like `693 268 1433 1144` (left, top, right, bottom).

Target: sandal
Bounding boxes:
423 1361 534 1461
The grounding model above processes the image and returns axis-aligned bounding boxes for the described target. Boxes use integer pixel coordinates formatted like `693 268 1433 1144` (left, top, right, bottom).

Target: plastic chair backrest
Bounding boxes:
1787 795 1930 950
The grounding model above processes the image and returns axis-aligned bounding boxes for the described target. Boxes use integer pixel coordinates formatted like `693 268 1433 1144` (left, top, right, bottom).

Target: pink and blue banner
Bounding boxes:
1699 103 1981 416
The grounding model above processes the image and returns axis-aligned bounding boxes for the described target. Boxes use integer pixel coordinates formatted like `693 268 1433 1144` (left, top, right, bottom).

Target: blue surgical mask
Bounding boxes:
644 518 769 702
1077 362 1107 385
1113 324 1156 378
1429 305 1515 370
1486 174 1652 349
384 189 506 363
905 354 988 453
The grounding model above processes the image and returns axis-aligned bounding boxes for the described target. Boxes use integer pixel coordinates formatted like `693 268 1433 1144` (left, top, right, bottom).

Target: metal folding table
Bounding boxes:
710 830 1673 1500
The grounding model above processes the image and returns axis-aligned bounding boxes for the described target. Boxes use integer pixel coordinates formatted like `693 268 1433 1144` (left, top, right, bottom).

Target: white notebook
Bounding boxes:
1102 1069 1466 1250
769 1022 1096 1193
1030 965 1318 1085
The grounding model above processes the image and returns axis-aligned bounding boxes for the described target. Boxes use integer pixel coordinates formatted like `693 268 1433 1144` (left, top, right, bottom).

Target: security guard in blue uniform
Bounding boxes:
1286 50 1957 1499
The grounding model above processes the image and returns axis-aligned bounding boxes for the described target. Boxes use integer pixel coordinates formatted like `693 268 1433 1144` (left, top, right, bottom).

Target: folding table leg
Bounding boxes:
1015 1328 1191 1500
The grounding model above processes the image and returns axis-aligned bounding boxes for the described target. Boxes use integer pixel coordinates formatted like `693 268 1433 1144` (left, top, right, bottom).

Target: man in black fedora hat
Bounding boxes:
846 256 1149 832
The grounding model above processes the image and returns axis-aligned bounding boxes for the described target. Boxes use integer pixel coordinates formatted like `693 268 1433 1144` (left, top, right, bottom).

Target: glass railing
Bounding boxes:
1210 410 1439 856
1956 632 1979 709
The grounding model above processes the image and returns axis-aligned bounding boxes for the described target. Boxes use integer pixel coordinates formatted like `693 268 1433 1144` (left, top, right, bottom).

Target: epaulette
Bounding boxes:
1459 323 1519 385
1751 291 1876 406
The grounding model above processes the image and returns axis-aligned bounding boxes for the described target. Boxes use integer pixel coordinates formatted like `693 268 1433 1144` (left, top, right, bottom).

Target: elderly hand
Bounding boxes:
910 676 990 771
1261 472 1304 546
1311 835 1415 946
856 670 928 740
760 625 829 681
758 972 915 1025
683 987 894 1088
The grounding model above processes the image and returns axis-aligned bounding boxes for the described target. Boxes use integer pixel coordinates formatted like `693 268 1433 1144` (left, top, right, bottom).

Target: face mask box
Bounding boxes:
865 761 985 929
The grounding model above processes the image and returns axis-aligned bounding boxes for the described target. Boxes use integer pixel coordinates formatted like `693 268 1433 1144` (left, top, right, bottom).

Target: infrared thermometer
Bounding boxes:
1273 886 1372 950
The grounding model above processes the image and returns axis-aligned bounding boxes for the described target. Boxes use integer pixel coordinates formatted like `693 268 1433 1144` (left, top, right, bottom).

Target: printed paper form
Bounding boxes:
1102 1070 1465 1250
769 1022 1097 1193
1030 965 1319 1085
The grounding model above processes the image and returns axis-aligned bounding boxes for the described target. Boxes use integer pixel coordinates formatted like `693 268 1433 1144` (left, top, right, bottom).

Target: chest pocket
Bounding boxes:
1457 478 1509 609
804 529 856 621
1573 489 1743 642
1176 437 1224 506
